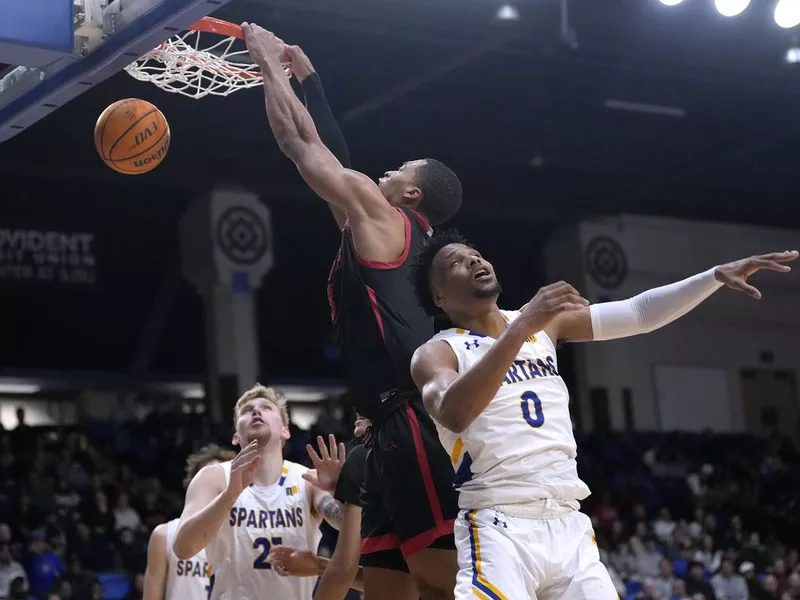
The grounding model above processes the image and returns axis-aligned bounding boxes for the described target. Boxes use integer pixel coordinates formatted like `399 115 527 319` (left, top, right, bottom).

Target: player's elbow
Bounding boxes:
172 531 195 560
430 393 470 434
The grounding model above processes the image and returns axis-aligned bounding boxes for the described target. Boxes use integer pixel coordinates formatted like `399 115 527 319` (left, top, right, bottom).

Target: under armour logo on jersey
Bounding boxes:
493 516 507 529
465 339 480 350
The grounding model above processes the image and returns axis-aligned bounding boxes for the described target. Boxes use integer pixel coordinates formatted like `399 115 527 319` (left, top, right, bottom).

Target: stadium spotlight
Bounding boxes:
775 0 800 28
496 4 520 21
658 0 686 6
714 0 751 17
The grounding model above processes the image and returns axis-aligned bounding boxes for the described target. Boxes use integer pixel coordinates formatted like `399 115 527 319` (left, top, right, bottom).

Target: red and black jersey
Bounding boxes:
327 208 433 419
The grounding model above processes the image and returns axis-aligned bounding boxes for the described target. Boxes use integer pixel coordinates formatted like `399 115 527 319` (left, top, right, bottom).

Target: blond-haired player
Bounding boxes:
143 444 236 600
174 385 345 600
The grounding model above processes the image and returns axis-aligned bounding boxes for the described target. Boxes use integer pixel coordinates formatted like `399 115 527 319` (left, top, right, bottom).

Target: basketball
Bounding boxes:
94 98 170 175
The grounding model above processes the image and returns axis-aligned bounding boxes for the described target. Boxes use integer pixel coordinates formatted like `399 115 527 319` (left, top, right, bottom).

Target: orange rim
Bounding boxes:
164 17 291 81
187 16 245 39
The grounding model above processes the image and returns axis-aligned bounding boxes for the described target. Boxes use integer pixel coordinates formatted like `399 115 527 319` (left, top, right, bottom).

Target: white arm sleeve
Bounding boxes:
588 268 724 341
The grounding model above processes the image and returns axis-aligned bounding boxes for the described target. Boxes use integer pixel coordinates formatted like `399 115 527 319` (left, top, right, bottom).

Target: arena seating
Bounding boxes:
1 408 798 600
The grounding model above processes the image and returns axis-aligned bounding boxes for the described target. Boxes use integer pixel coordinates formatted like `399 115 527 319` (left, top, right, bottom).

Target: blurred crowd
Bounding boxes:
1 404 798 600
580 431 800 600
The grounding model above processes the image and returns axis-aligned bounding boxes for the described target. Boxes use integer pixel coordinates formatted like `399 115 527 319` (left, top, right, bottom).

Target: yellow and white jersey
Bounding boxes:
205 460 322 600
165 518 211 600
430 309 591 510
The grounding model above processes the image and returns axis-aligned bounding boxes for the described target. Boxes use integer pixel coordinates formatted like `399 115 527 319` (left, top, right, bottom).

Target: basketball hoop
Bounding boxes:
123 17 290 99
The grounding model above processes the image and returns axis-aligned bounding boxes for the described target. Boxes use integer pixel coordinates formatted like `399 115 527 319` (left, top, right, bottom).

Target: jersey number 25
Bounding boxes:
253 537 283 569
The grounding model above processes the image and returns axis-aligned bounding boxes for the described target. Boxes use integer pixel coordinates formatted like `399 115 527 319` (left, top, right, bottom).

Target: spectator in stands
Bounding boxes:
758 573 780 600
684 559 717 599
651 558 676 599
632 534 663 578
696 534 723 572
653 508 676 545
27 530 64 597
113 493 141 532
710 559 747 600
0 542 27 598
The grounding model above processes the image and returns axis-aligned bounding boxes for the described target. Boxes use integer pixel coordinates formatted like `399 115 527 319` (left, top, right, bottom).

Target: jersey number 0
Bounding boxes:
520 391 545 428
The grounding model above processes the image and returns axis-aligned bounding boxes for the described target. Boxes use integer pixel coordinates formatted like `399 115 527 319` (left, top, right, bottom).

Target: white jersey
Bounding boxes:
164 518 211 600
431 310 591 510
205 460 322 600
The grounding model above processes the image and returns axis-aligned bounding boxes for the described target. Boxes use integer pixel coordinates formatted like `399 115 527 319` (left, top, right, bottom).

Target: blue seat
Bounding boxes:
626 580 642 596
98 573 131 600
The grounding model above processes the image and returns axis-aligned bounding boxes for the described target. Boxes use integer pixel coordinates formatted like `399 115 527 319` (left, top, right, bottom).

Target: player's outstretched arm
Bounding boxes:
243 24 398 227
174 440 260 559
142 523 168 600
287 45 352 230
413 282 587 433
550 250 799 344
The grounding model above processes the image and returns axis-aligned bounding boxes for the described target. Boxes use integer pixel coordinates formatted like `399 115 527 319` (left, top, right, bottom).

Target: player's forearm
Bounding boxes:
301 73 352 169
173 489 237 559
438 323 529 433
314 558 364 598
141 572 165 600
260 56 320 161
589 267 722 341
315 495 344 530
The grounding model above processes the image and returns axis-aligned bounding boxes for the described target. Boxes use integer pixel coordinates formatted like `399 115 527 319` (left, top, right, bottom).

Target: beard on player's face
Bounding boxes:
473 280 502 300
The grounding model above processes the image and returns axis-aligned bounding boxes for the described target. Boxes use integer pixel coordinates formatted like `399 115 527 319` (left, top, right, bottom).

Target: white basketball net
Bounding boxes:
124 28 288 99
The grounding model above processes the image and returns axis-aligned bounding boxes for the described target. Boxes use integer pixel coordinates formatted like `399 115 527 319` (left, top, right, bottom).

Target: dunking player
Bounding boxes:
143 444 235 600
409 230 797 599
243 23 462 599
174 385 345 599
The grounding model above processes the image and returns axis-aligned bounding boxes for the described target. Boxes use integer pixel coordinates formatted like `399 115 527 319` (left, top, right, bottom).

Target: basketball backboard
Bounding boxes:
0 0 236 143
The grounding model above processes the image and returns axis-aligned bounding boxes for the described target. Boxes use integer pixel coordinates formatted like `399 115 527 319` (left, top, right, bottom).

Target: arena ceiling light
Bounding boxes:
775 0 800 28
658 0 686 6
714 0 751 17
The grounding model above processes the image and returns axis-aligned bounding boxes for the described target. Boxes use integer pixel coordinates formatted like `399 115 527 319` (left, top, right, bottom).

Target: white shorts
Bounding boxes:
454 504 617 600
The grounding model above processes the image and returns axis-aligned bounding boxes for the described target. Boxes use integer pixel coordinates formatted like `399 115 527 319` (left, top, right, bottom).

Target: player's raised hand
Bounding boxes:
240 23 286 67
282 45 315 82
301 434 346 494
518 281 589 335
226 440 260 499
267 546 320 577
714 250 798 300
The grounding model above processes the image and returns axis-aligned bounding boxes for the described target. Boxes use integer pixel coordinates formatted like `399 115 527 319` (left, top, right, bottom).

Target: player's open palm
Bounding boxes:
519 281 589 335
715 250 798 300
226 440 260 499
301 434 345 495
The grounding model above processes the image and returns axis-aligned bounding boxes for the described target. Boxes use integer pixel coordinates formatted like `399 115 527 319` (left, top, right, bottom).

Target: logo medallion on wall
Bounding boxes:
215 206 268 266
585 236 627 290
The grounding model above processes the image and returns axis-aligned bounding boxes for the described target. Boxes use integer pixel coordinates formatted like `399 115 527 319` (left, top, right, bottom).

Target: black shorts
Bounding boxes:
335 442 409 572
359 390 458 562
